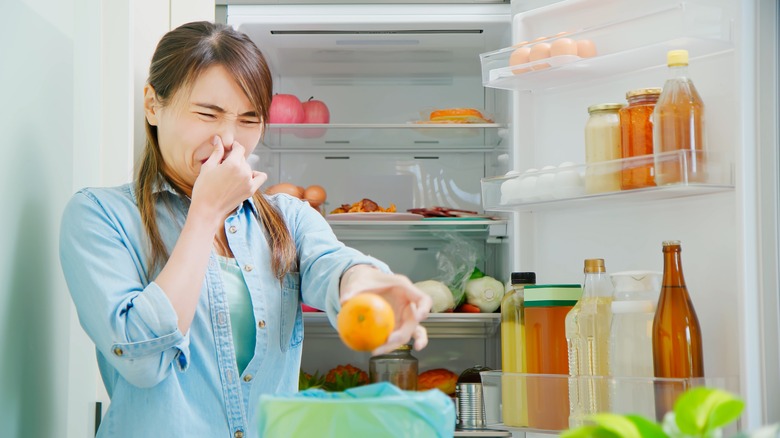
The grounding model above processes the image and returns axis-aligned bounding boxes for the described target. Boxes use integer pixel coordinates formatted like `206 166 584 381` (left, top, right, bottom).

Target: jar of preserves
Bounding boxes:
585 103 624 194
369 344 418 390
619 88 661 190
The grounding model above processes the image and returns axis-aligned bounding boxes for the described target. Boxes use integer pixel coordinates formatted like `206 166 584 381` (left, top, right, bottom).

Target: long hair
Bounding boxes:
136 21 296 279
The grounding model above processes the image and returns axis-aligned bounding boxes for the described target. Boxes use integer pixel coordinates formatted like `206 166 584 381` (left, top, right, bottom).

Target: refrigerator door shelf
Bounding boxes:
480 1 732 92
481 150 734 212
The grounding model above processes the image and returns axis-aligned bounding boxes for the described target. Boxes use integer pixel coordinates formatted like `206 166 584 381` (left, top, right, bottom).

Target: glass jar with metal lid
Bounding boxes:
369 344 418 390
619 87 662 190
585 103 624 194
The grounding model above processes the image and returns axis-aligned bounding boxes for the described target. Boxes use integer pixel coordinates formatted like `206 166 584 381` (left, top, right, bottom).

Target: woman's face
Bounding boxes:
144 65 263 190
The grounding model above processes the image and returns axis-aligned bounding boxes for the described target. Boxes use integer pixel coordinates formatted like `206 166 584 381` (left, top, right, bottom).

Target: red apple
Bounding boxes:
268 94 305 124
302 97 330 123
296 97 330 138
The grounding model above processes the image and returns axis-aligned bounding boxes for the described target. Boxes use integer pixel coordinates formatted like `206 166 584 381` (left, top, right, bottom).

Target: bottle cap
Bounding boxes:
511 272 536 285
626 87 662 99
584 258 606 273
667 49 689 67
663 240 681 246
587 103 624 114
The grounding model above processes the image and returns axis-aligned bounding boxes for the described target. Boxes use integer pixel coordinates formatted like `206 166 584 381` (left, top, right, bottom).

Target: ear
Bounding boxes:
143 85 159 126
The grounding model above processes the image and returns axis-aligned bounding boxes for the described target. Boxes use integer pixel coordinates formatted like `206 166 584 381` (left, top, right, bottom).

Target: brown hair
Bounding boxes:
136 21 296 279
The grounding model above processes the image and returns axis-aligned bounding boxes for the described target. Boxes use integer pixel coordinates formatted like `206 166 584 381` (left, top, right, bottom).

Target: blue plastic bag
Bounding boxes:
257 382 456 438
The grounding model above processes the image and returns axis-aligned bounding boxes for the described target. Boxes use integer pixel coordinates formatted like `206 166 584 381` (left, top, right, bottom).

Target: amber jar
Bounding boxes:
619 88 661 190
369 345 418 390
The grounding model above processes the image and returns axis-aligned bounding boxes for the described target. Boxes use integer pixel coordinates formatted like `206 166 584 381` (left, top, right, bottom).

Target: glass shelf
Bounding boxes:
303 312 500 338
481 151 734 212
326 219 508 241
479 371 740 434
261 123 506 151
480 1 732 92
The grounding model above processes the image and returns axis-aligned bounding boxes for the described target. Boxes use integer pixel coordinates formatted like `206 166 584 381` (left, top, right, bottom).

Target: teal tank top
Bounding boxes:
217 255 255 375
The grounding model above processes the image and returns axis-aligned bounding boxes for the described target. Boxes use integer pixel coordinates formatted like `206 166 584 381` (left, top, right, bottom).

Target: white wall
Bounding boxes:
0 1 213 437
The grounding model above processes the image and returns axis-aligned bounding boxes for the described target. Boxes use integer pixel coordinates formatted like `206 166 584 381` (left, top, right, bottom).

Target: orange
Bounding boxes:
337 293 395 352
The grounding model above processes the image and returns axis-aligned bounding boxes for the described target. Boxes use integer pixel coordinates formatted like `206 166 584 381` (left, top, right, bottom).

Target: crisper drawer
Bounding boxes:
276 152 486 213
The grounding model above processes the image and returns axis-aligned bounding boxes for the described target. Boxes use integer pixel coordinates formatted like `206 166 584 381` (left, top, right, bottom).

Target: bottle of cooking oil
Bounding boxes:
500 272 536 427
566 258 613 428
653 49 706 185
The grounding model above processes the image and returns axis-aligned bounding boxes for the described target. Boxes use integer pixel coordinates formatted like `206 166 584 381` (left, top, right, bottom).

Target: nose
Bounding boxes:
217 123 235 150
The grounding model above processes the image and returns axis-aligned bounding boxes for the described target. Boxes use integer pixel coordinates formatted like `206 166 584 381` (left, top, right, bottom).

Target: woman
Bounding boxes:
60 21 432 437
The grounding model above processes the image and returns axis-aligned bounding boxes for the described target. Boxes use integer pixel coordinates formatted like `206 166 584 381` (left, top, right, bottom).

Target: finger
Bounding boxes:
250 171 268 193
411 325 428 351
225 141 246 163
204 136 225 167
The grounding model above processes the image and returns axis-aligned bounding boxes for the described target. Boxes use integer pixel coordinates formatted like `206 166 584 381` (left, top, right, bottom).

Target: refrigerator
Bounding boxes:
224 0 779 435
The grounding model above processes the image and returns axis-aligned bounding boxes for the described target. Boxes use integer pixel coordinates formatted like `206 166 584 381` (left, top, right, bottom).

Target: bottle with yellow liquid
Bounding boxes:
653 49 707 185
565 259 613 428
500 272 536 427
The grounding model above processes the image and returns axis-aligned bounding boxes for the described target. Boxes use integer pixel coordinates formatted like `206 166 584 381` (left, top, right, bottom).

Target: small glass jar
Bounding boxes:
619 88 662 190
585 103 624 194
369 345 418 390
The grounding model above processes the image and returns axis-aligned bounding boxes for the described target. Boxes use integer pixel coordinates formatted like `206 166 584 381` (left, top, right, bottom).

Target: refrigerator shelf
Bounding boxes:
303 312 500 339
480 1 732 92
261 123 506 152
481 150 734 212
478 371 740 434
327 219 508 241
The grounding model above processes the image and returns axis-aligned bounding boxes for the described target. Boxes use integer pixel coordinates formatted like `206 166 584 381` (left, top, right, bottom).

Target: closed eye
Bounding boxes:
196 112 217 120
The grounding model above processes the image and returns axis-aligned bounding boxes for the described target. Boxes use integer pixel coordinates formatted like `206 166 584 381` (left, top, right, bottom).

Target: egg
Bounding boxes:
576 39 597 58
265 182 304 198
303 185 327 208
529 43 551 70
550 38 578 57
536 165 558 200
509 47 532 75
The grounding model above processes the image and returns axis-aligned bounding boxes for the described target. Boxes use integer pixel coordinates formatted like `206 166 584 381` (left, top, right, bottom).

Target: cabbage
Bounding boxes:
464 276 505 313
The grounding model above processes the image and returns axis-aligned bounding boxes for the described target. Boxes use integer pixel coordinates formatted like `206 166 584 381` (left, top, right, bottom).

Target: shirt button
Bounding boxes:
243 374 253 382
113 347 123 357
228 225 237 234
244 264 253 272
258 320 266 329
234 431 244 438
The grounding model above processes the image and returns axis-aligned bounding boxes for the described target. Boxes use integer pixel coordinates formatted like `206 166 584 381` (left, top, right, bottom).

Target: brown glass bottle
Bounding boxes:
652 240 704 419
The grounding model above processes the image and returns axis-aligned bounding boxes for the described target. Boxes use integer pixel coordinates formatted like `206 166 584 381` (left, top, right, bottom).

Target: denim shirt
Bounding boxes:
59 182 388 438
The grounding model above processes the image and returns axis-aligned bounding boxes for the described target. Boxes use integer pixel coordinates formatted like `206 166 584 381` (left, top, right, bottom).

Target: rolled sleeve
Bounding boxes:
60 190 189 388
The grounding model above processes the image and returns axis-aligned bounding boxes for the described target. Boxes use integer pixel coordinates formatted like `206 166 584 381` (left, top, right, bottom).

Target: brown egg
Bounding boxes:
303 185 327 208
550 38 578 57
529 42 551 70
576 39 597 58
509 47 531 74
266 182 303 198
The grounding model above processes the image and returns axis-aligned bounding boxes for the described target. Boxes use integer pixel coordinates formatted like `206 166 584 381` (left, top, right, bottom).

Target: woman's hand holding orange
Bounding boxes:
338 265 433 355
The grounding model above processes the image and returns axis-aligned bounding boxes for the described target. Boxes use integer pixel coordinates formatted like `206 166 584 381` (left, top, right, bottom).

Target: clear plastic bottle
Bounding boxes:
653 49 706 185
609 271 661 406
369 345 418 390
566 259 613 428
500 271 536 427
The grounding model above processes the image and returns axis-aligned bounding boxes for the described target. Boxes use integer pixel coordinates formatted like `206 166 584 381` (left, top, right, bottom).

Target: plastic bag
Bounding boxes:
256 382 456 438
433 234 479 305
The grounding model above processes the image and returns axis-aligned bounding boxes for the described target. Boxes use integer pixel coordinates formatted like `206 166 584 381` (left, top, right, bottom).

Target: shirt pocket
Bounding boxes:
280 272 303 352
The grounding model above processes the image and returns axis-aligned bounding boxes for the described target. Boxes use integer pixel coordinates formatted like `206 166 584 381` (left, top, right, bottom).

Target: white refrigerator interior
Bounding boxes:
226 0 779 433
